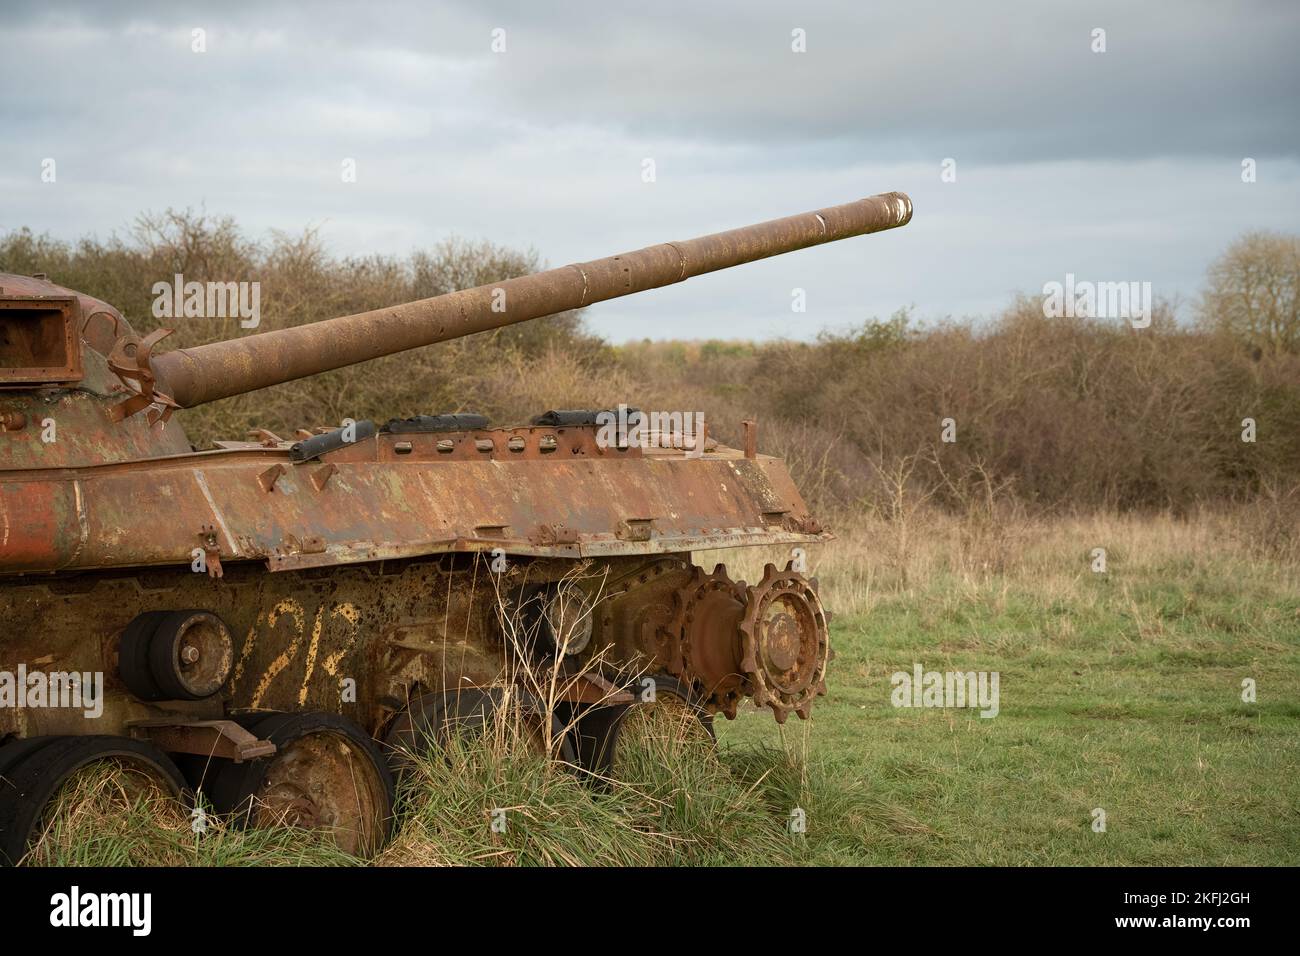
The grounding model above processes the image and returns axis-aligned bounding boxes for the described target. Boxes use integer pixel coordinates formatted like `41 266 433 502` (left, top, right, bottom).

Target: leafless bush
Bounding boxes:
927 453 1026 575
1233 475 1300 563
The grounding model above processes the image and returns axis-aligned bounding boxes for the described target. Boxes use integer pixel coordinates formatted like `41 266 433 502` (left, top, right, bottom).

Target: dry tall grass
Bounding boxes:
700 504 1299 622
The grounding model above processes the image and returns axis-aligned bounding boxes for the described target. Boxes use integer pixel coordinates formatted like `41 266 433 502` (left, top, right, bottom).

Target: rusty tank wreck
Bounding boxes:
0 192 913 861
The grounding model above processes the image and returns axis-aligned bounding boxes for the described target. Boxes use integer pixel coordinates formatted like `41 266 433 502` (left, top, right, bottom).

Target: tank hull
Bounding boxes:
0 550 699 742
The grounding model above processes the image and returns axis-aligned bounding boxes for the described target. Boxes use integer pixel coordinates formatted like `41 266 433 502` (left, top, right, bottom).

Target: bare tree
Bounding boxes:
1199 231 1300 356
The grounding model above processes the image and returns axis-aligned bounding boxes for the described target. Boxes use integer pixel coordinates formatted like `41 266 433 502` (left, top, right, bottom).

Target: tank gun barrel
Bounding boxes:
149 192 912 409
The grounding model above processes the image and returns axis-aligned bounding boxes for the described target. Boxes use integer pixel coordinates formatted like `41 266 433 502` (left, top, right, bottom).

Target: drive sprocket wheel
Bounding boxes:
739 562 830 723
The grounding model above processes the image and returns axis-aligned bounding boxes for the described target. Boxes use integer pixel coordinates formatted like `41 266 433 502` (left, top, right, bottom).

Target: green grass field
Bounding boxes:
27 511 1300 867
718 576 1300 865
707 510 1300 865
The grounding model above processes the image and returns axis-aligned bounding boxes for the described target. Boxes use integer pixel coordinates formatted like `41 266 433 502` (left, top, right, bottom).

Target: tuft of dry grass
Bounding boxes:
25 761 357 867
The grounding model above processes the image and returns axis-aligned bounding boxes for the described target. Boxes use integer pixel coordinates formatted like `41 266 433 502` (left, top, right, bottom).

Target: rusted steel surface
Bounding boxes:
0 274 137 369
0 551 690 740
134 720 276 761
0 425 824 575
0 276 192 470
0 388 193 471
138 193 913 408
0 295 83 384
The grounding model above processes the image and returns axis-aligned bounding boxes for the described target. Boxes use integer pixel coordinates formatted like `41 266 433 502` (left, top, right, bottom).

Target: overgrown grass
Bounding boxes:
31 721 857 867
29 510 1300 867
710 509 1300 865
25 762 356 867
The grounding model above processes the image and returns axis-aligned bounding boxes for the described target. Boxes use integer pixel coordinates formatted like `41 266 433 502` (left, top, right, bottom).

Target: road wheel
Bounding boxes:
208 712 394 858
0 735 186 866
118 609 234 701
117 611 170 700
0 736 56 782
384 686 576 773
571 674 716 783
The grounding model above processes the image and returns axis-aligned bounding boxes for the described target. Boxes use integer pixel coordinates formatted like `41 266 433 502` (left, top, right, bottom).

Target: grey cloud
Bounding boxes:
1 1 1297 341
7 0 1297 162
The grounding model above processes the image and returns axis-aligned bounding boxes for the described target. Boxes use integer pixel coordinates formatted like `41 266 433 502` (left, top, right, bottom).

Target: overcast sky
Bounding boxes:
2 0 1297 341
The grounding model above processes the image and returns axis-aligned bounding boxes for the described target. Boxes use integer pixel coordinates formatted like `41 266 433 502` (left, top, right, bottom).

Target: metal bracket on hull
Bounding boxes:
132 719 276 763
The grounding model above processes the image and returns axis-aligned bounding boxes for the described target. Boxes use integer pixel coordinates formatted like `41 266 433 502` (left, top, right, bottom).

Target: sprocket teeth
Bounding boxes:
671 561 832 724
733 562 833 725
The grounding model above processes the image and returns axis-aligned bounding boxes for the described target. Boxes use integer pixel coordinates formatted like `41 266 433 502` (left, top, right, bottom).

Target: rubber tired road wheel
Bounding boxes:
208 712 395 858
0 735 187 866
148 611 235 700
0 736 56 782
571 674 716 782
383 686 577 774
117 611 171 700
118 610 234 702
